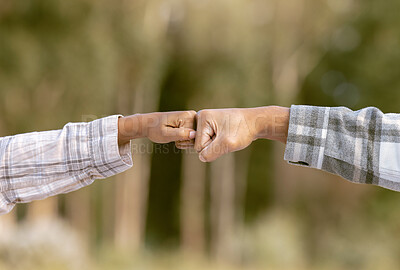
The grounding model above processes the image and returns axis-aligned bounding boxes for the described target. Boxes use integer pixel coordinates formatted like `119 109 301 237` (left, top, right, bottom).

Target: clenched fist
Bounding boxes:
118 111 197 147
194 106 290 162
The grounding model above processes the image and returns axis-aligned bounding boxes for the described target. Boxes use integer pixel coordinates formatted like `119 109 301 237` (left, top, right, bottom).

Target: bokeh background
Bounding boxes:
1 0 400 269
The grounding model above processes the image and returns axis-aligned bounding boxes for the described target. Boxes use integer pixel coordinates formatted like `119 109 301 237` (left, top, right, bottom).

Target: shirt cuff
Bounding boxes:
87 115 133 178
284 105 330 170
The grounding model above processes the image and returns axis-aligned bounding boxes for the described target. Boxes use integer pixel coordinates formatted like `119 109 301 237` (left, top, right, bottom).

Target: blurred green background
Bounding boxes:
1 0 400 269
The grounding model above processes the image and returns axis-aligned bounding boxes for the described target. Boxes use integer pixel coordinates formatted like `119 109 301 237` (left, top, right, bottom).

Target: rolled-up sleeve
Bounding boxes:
284 105 400 192
0 115 133 215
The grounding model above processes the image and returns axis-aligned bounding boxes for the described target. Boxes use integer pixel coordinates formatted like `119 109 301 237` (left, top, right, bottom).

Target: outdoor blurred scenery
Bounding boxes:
1 0 400 269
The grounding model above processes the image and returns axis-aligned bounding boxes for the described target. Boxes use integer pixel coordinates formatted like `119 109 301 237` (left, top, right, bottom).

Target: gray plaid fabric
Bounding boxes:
0 115 132 215
285 105 400 191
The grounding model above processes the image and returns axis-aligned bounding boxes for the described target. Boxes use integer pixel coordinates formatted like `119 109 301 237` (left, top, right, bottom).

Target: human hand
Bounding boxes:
194 106 290 162
118 111 197 147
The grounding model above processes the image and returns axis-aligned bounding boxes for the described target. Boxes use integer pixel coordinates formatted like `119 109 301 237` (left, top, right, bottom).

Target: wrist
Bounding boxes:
251 106 290 143
118 114 146 145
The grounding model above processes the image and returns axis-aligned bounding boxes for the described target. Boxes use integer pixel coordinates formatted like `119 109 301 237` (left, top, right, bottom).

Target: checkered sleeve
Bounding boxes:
284 105 400 192
0 115 133 215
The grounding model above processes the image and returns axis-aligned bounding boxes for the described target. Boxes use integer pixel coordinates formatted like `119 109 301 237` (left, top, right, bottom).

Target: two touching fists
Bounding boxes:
118 107 290 162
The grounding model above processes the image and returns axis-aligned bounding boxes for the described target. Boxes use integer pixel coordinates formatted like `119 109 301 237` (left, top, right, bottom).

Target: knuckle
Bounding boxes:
183 110 196 119
188 110 197 116
198 109 211 116
196 110 204 119
197 110 214 124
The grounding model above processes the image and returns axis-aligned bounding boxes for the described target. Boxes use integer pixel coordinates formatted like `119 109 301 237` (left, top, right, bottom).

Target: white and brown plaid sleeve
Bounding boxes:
284 105 400 191
0 115 133 215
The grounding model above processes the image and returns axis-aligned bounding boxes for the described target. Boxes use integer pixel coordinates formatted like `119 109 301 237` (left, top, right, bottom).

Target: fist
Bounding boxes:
194 108 260 162
145 111 197 146
119 111 197 147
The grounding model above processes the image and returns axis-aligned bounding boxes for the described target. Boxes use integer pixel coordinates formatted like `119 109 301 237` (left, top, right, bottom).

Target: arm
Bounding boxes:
284 105 400 191
194 106 289 162
0 116 131 215
195 105 400 191
0 111 196 215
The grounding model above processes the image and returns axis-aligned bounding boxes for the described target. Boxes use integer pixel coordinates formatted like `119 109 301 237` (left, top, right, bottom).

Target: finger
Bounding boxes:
180 110 197 130
163 127 196 142
176 139 195 147
198 136 229 162
194 113 203 152
177 139 195 144
176 142 195 147
175 143 195 150
194 112 215 153
176 137 195 149
196 125 214 152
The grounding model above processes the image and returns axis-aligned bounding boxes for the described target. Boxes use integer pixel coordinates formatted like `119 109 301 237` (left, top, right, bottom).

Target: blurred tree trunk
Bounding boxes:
269 0 365 208
65 189 92 245
63 117 96 244
26 86 60 224
210 153 236 261
114 138 151 250
114 81 155 250
233 150 251 261
111 0 166 250
270 0 312 205
0 124 17 231
0 208 16 232
180 151 206 254
271 0 304 104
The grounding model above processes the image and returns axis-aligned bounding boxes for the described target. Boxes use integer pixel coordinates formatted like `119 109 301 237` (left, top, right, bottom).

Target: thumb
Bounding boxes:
198 136 228 163
164 127 196 142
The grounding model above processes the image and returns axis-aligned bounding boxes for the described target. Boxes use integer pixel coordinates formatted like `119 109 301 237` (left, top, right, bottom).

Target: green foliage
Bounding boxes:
2 0 400 269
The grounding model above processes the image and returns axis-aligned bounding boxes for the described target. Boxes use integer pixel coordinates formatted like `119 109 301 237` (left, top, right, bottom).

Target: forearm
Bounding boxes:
251 106 290 144
0 116 132 215
118 114 146 145
284 105 400 192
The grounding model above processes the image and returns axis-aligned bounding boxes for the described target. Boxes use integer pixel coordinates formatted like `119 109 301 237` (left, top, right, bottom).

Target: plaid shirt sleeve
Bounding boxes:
284 105 400 192
0 115 133 215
